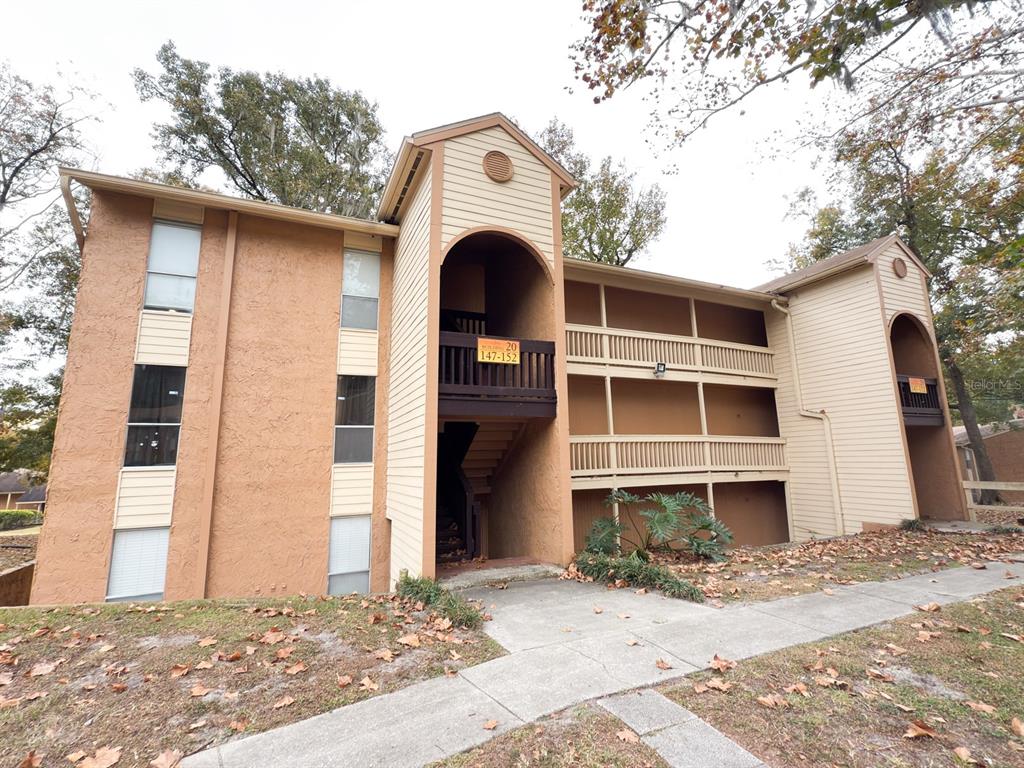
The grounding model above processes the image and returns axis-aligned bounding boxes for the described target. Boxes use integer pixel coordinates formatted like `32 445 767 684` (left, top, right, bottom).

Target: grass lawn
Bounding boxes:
0 533 37 572
1 592 502 767
432 703 667 768
663 587 1024 767
670 529 1024 604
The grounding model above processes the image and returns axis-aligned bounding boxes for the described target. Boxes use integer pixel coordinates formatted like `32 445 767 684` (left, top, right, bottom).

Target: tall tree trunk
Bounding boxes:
946 359 999 506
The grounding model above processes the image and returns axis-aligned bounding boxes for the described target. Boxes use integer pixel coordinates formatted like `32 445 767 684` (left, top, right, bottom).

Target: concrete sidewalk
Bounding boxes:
183 557 1024 768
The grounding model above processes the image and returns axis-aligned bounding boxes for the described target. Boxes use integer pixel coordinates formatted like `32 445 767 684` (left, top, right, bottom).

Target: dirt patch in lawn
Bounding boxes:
0 592 503 767
663 587 1024 767
669 529 1024 603
432 703 668 768
0 534 37 572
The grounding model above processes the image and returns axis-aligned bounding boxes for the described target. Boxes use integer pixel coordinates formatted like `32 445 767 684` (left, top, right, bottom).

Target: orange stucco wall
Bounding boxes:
201 216 342 598
605 286 692 336
567 375 608 434
704 385 780 437
611 379 701 435
694 300 767 346
31 191 152 604
564 280 602 325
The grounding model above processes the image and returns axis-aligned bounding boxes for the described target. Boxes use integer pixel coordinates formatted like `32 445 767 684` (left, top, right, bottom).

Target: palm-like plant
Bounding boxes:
586 489 731 562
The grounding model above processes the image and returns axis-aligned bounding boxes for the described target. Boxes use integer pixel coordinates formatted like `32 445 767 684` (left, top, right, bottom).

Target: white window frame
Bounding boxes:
340 249 381 330
144 220 202 313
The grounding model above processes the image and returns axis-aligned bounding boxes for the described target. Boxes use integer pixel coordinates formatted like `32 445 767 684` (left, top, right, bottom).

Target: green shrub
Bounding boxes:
585 490 733 562
989 524 1024 534
575 551 705 603
0 509 41 531
899 518 926 531
395 573 483 629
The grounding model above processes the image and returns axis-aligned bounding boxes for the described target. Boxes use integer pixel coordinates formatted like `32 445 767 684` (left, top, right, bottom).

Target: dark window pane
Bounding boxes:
341 296 378 329
129 365 186 424
334 426 373 463
124 425 180 466
336 376 375 426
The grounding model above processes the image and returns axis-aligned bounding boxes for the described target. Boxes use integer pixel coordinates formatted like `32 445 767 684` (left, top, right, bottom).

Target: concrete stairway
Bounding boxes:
462 422 523 498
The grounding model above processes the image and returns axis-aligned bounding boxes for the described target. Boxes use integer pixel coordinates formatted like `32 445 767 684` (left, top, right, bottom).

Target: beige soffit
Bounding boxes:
563 257 785 309
377 112 579 222
59 167 400 242
757 234 931 294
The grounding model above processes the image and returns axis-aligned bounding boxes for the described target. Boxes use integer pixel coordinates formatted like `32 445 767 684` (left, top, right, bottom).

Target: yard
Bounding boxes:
1 591 501 767
664 587 1024 767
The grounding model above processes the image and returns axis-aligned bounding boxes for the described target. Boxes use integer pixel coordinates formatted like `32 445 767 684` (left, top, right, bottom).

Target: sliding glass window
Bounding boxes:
144 221 201 312
334 375 375 463
124 365 186 467
340 250 380 330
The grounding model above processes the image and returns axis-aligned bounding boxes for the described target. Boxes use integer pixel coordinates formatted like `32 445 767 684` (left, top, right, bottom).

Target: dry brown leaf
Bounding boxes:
397 634 421 648
18 752 41 768
358 676 379 691
189 684 212 698
197 637 217 647
915 602 941 613
195 661 213 670
228 719 248 732
952 747 977 764
655 658 672 670
483 719 499 731
337 674 353 688
965 701 995 714
169 664 189 679
149 750 182 768
29 659 63 676
284 661 307 675
80 746 122 768
784 682 810 698
903 720 939 739
710 654 737 672
625 639 639 647
272 695 295 709
615 728 639 743
260 629 286 645
705 677 732 692
756 694 790 709
1011 717 1024 737
693 682 709 693
66 751 87 764
275 646 295 660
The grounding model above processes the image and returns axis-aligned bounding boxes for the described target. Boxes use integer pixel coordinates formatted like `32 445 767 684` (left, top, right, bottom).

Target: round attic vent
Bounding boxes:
482 151 514 183
892 257 908 278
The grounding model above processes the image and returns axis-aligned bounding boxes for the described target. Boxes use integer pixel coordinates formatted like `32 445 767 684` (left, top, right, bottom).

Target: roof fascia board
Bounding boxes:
60 168 400 238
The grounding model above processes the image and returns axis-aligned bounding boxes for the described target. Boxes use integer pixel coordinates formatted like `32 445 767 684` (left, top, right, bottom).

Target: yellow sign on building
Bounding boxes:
477 338 520 364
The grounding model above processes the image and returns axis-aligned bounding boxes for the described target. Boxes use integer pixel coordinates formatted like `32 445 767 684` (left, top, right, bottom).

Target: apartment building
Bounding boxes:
30 113 966 605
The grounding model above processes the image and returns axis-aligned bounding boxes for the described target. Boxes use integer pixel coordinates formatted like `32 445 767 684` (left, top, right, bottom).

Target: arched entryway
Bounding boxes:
435 231 565 568
889 313 966 521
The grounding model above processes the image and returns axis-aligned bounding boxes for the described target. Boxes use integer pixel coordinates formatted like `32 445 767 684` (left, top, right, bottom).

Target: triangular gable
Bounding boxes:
863 234 932 278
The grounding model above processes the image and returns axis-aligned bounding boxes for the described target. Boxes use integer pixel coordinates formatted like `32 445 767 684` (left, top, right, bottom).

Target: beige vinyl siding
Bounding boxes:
440 126 554 266
344 231 384 253
337 328 378 376
135 310 193 366
113 467 176 529
876 243 931 326
386 160 433 586
765 312 837 539
330 464 374 517
785 265 915 530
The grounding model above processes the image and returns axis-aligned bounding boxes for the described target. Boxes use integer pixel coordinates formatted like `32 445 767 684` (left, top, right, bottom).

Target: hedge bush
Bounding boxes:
396 573 483 629
0 509 42 531
574 551 705 603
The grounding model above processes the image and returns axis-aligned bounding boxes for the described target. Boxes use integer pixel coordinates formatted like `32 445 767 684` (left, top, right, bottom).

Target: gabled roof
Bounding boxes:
377 112 577 223
952 419 1024 446
17 485 46 503
0 471 30 494
756 234 930 293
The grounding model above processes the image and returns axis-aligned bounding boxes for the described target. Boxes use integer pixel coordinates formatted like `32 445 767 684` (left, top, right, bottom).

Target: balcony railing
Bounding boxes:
565 324 775 379
438 331 556 418
896 375 943 425
569 434 787 479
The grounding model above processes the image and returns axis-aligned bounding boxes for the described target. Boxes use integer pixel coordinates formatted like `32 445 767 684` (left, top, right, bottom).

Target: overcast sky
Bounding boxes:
6 0 833 289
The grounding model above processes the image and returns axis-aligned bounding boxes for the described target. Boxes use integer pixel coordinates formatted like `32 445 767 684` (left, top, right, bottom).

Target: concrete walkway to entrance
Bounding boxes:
183 557 1024 768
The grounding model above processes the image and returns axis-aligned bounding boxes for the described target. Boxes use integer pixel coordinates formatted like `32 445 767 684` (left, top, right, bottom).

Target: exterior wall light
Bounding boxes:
654 362 667 378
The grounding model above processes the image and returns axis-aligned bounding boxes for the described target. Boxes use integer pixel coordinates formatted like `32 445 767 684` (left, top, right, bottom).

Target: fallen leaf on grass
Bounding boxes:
228 719 248 732
483 719 499 731
655 658 672 670
885 643 908 656
149 750 182 768
80 746 121 768
757 694 791 709
18 752 41 768
0 672 11 686
259 629 286 645
169 664 189 679
693 682 709 694
275 646 295 660
284 661 307 675
358 676 378 691
705 678 732 692
710 654 736 672
66 751 87 763
784 682 809 698
953 747 978 765
374 648 394 662
337 674 353 688
915 602 941 613
965 701 995 714
866 668 895 683
917 630 942 643
397 634 421 648
903 720 939 739
1011 717 1023 737
272 695 295 709
197 637 217 647
615 728 639 743
29 659 64 676
189 684 212 698
195 661 213 670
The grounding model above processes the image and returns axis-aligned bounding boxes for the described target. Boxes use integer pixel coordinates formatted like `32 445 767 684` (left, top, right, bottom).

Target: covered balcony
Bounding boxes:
896 374 943 426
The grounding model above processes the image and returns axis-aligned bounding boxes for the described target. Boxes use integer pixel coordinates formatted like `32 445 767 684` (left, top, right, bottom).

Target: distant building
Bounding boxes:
31 113 966 605
0 471 32 509
954 419 1024 504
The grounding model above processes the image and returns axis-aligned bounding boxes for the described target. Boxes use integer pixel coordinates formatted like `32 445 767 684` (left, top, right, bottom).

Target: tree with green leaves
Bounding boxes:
133 41 391 218
784 119 1024 503
538 118 666 266
571 0 1023 148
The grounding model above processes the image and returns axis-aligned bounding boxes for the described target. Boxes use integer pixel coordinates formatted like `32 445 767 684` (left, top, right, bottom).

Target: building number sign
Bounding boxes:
477 337 520 365
908 377 928 394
